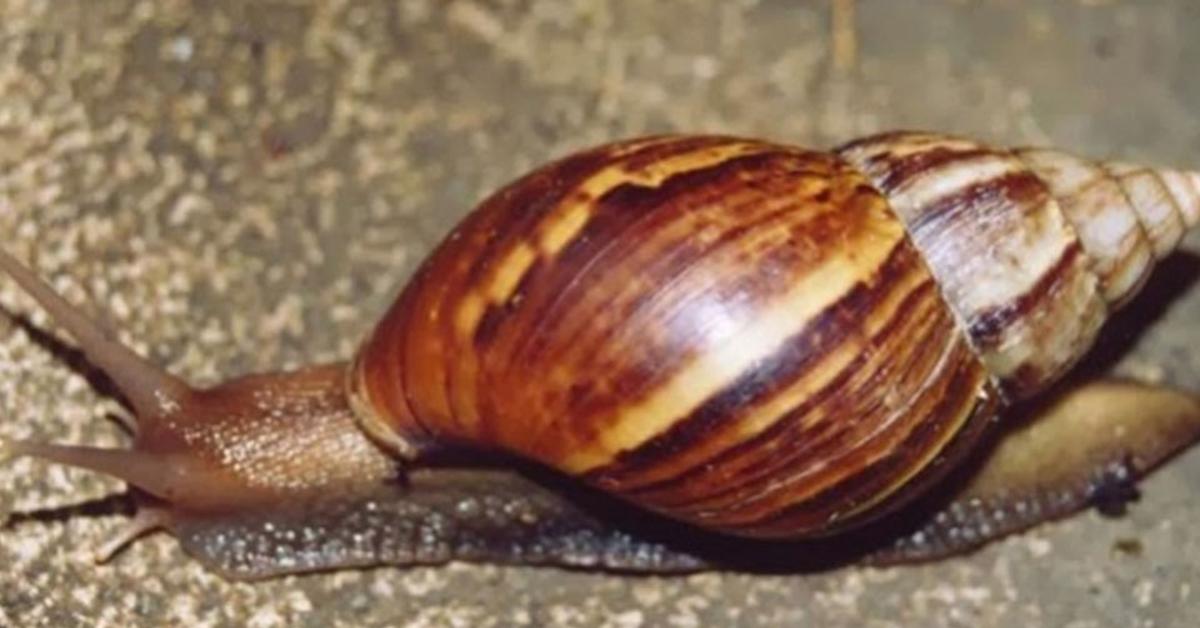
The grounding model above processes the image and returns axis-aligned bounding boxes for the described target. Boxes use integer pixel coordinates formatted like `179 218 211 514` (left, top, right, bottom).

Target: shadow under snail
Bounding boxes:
2 131 1200 579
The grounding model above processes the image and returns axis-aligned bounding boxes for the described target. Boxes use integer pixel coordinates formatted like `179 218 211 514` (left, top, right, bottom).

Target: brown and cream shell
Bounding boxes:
351 132 1200 539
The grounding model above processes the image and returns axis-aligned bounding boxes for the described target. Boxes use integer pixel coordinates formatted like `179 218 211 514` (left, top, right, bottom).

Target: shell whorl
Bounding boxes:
350 133 1196 539
839 132 1199 400
1017 149 1200 303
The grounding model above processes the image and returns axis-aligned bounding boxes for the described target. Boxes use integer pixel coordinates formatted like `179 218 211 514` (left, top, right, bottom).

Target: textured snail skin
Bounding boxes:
351 132 1200 540
138 379 1200 577
172 467 710 580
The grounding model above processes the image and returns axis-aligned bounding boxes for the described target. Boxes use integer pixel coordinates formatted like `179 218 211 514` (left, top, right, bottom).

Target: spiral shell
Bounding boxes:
841 133 1199 399
349 133 1199 538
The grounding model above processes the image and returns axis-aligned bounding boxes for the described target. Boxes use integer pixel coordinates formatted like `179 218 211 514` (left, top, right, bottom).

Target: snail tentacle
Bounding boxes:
0 249 189 420
0 251 399 551
91 505 173 564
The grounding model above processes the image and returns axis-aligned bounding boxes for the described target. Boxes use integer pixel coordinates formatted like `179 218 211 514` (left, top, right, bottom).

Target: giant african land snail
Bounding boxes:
2 131 1200 579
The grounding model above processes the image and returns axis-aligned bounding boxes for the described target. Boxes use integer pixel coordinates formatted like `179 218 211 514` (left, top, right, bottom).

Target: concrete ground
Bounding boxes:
2 1 1199 626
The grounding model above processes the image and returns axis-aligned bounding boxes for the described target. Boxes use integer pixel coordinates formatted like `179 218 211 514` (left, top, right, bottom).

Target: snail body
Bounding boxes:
2 131 1200 578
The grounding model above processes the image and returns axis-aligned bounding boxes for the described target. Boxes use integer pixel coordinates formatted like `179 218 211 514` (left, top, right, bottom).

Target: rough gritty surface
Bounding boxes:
2 1 1200 626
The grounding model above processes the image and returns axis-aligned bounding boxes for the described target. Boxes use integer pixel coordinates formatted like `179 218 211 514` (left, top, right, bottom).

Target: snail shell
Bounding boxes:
349 132 1200 539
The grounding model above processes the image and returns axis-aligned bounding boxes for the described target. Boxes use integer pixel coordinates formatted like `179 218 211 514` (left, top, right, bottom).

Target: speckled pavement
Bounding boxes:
2 1 1200 626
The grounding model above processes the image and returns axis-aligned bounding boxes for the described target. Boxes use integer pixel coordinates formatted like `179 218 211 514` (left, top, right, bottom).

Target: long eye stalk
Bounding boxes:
0 250 200 494
0 249 190 421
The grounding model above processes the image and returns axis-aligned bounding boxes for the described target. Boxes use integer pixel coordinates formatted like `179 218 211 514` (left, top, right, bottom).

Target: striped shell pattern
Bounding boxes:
350 132 1200 539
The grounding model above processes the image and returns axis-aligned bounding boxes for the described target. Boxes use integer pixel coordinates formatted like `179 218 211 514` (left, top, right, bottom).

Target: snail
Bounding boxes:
2 131 1200 580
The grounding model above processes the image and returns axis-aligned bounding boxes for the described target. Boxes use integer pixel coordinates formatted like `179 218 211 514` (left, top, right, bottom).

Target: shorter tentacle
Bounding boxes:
93 505 173 564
